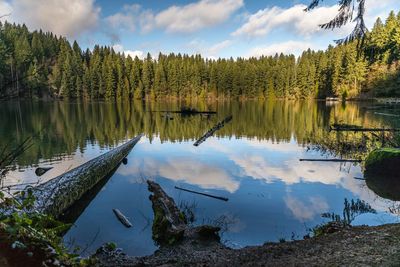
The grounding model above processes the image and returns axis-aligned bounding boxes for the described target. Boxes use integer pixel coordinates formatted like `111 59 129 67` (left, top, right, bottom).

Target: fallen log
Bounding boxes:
194 115 233 146
113 209 133 228
147 180 220 246
330 127 400 132
154 108 217 116
175 186 229 201
299 159 362 163
147 180 187 245
354 177 366 181
23 134 143 218
374 112 400 117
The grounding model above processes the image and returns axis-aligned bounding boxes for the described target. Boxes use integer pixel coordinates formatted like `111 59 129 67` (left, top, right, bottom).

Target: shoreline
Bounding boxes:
95 223 400 266
93 181 400 266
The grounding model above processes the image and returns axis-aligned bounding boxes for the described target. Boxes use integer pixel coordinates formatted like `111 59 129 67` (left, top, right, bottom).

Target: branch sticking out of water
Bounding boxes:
175 186 229 202
194 115 233 146
299 159 362 163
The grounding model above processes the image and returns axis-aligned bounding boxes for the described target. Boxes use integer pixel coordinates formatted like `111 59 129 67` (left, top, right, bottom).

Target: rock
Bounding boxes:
365 148 400 176
34 167 53 177
365 148 400 200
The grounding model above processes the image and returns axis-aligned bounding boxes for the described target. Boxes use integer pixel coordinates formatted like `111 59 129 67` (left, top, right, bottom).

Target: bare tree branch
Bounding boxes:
0 13 11 20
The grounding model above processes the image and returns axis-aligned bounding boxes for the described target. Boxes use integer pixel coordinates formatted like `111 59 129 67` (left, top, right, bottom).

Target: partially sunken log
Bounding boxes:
113 209 133 228
147 180 187 245
147 180 220 246
175 186 229 201
299 159 362 163
330 124 400 132
155 108 216 116
27 134 143 218
194 115 233 146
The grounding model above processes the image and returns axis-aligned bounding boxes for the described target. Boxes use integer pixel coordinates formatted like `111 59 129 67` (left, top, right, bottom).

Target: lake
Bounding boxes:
1 100 399 257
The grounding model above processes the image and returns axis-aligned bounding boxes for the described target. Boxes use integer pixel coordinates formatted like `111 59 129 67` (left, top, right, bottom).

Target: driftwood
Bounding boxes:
330 126 400 132
113 209 133 228
374 112 400 117
354 177 366 181
299 159 362 163
147 180 220 246
155 108 216 116
194 115 233 146
23 134 143 217
175 186 228 201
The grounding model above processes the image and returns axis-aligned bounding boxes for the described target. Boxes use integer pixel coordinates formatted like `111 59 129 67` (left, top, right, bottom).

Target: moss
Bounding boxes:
365 148 400 175
179 212 187 224
365 148 400 200
151 204 183 246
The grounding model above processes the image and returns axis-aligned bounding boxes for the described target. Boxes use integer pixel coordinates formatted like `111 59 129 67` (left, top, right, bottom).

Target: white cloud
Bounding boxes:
247 41 314 57
232 4 339 38
3 0 100 38
285 196 329 222
106 4 139 32
208 40 232 56
152 0 243 33
188 39 233 58
0 1 12 21
108 0 243 34
364 0 399 27
112 44 144 59
118 156 240 193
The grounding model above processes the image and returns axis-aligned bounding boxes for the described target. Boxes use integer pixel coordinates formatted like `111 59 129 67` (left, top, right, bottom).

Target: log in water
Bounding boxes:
194 116 233 146
330 127 400 132
374 112 400 117
27 134 143 217
174 186 229 201
299 159 362 163
113 209 133 228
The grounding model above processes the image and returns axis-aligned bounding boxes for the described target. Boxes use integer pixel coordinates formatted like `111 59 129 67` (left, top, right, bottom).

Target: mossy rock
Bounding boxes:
365 148 400 176
365 148 400 200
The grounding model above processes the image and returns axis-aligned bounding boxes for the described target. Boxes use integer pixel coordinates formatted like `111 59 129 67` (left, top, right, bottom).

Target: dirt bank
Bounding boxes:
94 181 400 267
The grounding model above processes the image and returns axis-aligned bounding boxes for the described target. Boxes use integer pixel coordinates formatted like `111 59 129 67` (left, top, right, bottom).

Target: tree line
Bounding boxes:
0 10 399 100
1 100 390 167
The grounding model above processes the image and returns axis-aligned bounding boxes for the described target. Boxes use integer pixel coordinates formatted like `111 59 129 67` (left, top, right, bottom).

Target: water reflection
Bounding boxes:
1 100 399 256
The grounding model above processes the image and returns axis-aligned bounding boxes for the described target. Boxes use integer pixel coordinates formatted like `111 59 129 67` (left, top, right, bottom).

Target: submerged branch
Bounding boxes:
175 186 229 201
194 115 233 146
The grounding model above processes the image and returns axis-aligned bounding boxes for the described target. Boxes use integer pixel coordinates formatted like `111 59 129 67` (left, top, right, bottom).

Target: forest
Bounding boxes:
0 100 394 167
0 10 399 100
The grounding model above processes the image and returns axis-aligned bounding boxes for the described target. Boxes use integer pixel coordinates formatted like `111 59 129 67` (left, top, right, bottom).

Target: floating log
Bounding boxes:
35 167 53 177
299 159 362 163
23 134 143 217
330 126 400 132
330 123 363 130
174 186 229 201
326 97 340 102
113 209 133 228
374 112 400 117
354 177 366 181
155 108 216 116
363 105 400 110
376 98 400 104
194 115 233 147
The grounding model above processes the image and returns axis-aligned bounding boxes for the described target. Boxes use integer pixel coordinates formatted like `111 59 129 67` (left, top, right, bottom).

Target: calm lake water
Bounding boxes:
1 100 400 256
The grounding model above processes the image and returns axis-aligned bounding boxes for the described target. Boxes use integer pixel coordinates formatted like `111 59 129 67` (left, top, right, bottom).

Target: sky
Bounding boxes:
0 0 399 58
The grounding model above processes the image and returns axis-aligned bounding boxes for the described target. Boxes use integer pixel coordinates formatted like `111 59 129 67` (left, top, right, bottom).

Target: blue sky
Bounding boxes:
0 0 398 58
